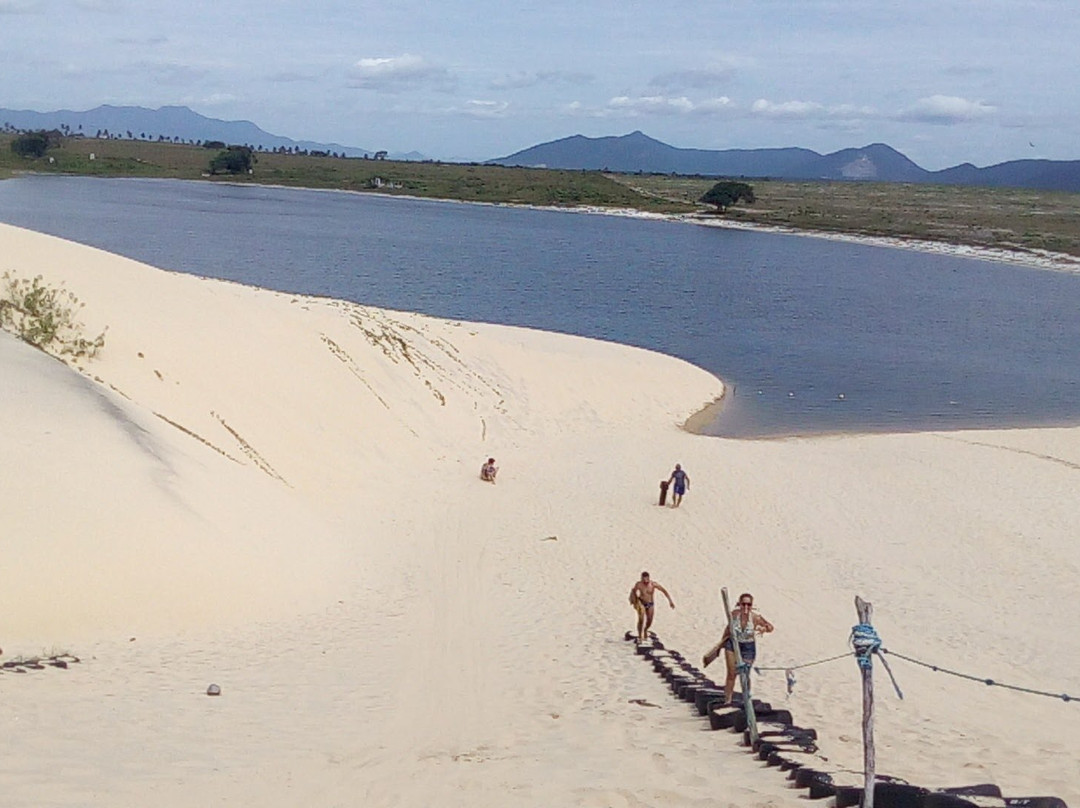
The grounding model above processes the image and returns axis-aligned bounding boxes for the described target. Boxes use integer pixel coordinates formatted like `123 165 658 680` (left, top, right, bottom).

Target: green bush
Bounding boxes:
209 145 255 175
700 181 756 212
0 271 106 360
11 132 49 158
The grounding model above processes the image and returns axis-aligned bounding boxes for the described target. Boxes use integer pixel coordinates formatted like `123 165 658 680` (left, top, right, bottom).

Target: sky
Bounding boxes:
2 0 1078 170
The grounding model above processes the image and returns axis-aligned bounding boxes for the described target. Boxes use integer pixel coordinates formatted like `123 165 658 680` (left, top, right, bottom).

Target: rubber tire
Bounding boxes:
795 769 833 789
695 689 726 715
921 796 980 808
809 779 837 799
940 785 1001 799
708 709 742 731
1004 800 1069 808
733 708 790 733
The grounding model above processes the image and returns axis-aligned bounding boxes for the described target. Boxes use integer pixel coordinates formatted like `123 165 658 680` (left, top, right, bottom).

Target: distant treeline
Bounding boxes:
0 123 391 160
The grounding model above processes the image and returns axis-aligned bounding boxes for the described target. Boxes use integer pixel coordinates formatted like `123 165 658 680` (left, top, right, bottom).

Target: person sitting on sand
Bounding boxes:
629 571 675 642
480 457 498 483
703 592 773 706
667 463 689 507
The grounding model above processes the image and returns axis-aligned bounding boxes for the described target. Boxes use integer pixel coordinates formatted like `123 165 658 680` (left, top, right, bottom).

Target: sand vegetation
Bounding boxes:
0 270 106 362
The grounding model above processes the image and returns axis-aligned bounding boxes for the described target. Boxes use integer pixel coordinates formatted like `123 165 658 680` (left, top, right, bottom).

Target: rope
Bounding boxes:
882 648 1076 703
755 651 853 673
851 622 904 699
755 651 853 696
719 610 1074 705
850 623 881 670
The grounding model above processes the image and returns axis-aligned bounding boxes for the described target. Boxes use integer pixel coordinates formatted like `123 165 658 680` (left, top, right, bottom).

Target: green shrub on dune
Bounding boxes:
0 271 106 360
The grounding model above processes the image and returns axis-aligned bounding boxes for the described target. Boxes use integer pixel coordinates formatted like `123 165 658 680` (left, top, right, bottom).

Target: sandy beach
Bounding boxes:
2 221 1077 807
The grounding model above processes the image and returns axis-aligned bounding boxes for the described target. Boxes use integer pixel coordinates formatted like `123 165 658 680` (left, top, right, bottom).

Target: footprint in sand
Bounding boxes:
650 751 672 774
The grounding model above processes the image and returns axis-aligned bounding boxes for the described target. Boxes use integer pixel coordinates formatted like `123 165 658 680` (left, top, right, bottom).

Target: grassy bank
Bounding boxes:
0 135 689 213
612 173 1080 258
3 135 1079 258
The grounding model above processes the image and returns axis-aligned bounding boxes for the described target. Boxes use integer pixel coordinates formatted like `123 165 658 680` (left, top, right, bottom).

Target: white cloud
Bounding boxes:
898 94 996 124
568 94 734 118
489 70 592 90
348 54 454 93
751 99 826 119
610 95 695 114
198 93 237 107
694 97 735 114
460 99 509 118
751 99 879 121
827 103 879 119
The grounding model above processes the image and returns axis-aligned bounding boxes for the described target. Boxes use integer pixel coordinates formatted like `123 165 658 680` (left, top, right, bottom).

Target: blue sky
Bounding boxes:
3 0 1076 169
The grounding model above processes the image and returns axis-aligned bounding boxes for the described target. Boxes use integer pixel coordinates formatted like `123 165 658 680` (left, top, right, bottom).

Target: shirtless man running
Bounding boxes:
629 571 675 642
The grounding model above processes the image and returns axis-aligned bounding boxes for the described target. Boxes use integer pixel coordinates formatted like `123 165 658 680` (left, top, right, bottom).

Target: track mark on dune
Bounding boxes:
936 434 1080 471
153 412 240 463
320 334 391 409
211 411 287 483
346 306 511 411
352 314 451 406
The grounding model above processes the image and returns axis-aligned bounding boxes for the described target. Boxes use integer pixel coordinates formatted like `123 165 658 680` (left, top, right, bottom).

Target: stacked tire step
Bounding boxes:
625 633 1068 808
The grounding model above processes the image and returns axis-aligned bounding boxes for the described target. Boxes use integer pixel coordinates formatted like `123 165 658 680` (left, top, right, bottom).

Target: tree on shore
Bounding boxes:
209 145 255 175
700 180 756 212
10 131 52 158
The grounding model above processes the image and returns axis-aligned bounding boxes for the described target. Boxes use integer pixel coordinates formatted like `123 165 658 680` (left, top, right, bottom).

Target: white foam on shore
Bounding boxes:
526 201 1080 275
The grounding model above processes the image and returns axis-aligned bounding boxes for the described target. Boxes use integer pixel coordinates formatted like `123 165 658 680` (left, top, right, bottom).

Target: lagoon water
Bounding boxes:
1 175 1079 437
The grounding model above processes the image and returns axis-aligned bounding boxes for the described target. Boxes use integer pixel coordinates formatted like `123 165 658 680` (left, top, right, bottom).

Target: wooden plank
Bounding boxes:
856 595 876 808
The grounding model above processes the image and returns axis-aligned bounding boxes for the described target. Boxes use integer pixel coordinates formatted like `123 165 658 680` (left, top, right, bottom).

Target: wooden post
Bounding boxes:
721 587 759 746
855 596 875 808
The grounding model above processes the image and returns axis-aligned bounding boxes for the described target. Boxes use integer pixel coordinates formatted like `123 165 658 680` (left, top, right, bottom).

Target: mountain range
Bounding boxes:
489 131 1080 193
0 105 423 161
3 106 1078 192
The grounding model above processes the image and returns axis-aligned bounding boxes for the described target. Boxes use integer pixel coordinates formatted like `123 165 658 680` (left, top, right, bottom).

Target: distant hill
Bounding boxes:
489 131 1080 193
930 159 1080 193
0 105 424 162
488 131 819 176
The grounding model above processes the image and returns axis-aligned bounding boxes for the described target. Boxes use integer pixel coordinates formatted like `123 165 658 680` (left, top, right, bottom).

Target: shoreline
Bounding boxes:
8 171 1080 276
532 201 1080 275
8 176 1080 442
680 391 727 436
686 213 1080 275
251 179 1080 275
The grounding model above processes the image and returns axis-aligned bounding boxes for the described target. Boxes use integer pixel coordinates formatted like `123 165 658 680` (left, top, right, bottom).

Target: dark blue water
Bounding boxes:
2 175 1079 437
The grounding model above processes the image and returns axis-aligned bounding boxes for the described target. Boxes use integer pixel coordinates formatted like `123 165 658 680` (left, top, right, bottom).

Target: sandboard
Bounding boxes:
703 639 724 668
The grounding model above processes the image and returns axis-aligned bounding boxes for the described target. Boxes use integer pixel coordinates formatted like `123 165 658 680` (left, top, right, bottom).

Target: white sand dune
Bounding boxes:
1 221 1077 807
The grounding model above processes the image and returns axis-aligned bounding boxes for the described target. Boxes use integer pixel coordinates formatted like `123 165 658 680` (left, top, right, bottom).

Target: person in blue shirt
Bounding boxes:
667 463 690 507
